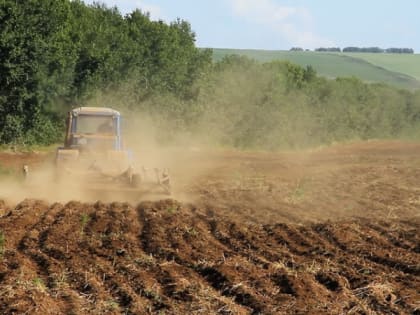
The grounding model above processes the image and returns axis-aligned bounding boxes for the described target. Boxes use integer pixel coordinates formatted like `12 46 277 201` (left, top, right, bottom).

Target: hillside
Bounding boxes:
212 49 420 89
342 52 420 81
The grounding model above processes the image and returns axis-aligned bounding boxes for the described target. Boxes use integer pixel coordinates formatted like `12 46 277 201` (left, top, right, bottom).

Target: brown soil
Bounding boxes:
0 141 419 314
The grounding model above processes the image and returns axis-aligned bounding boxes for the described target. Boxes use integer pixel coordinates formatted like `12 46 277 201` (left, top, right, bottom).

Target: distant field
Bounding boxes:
342 52 420 81
212 48 420 89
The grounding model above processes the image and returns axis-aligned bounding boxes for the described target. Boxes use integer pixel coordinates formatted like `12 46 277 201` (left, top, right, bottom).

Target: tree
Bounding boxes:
0 0 73 144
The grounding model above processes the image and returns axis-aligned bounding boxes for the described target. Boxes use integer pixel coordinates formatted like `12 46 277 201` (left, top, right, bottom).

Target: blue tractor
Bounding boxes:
54 107 171 196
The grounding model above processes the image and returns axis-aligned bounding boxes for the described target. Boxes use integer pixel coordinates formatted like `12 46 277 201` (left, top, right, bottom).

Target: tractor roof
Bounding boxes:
71 107 120 116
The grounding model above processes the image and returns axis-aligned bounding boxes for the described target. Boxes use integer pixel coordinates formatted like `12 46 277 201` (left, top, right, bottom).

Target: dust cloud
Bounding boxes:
0 108 223 205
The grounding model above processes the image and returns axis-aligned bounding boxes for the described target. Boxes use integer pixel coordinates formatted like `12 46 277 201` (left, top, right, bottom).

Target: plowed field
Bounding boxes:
0 141 419 314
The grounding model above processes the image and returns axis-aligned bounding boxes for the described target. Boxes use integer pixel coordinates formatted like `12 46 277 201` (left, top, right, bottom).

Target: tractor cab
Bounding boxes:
64 107 122 152
56 107 129 176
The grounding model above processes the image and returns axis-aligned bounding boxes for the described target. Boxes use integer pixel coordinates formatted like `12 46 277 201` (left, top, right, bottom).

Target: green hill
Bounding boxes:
341 53 420 81
211 49 420 90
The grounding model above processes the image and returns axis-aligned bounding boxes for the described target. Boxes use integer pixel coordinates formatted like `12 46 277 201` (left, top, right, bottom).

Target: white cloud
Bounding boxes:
228 0 334 48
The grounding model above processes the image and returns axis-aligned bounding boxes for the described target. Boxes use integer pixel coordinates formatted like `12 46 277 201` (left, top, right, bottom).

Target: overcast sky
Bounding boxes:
83 0 420 52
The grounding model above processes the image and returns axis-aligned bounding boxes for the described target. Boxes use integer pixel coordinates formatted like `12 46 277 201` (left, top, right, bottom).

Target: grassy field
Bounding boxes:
342 52 420 81
212 48 420 89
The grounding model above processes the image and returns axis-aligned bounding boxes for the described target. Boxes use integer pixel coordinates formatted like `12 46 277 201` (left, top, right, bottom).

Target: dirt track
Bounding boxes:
0 141 419 314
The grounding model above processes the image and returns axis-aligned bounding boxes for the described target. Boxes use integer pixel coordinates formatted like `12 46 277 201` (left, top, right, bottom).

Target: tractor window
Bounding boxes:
76 115 115 135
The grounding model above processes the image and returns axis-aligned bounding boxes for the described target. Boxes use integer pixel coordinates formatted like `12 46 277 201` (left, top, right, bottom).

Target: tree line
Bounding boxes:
294 47 415 53
100 55 420 150
1 0 420 150
0 0 211 145
188 57 420 149
342 47 414 54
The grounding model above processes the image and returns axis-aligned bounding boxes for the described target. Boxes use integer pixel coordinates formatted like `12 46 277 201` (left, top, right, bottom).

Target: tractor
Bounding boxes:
53 107 170 197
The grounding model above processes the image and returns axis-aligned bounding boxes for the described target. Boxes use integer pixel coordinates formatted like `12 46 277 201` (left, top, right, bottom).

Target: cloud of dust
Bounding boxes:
119 110 226 203
79 87 232 203
0 62 325 206
0 158 126 205
0 106 223 206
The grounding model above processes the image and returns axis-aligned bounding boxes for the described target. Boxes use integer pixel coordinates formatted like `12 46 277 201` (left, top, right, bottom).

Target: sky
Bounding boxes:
83 0 420 52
